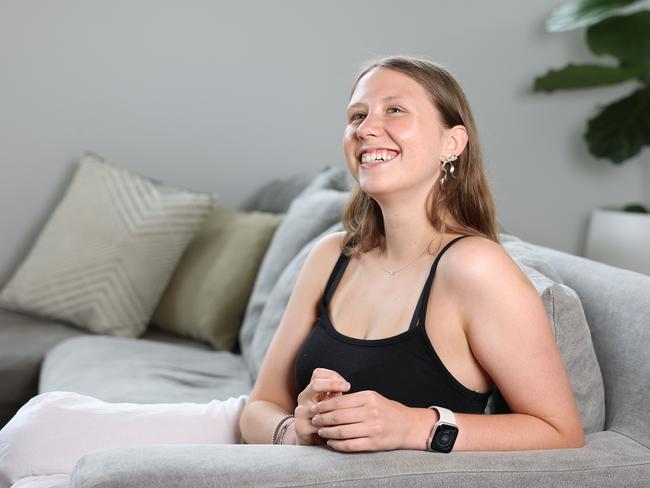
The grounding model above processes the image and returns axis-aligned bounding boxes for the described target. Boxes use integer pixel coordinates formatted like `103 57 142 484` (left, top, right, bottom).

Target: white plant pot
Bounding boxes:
584 209 650 276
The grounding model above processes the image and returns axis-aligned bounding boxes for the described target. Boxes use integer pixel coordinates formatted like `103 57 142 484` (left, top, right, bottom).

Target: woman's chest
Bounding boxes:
328 262 493 395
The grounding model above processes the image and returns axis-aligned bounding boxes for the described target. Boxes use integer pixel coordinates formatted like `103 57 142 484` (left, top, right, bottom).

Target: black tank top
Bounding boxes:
294 235 491 413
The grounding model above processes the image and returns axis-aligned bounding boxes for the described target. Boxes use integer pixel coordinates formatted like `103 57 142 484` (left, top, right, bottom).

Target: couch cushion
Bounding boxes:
151 206 284 351
249 222 344 380
140 324 223 348
542 281 605 435
500 233 563 283
532 243 650 447
238 166 354 373
0 151 214 337
238 168 320 214
39 336 252 403
0 308 87 427
497 234 606 435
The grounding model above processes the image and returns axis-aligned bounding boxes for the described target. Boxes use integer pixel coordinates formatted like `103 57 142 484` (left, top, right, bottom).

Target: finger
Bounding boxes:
323 391 343 400
298 380 349 420
310 378 350 395
294 403 317 420
297 390 344 419
326 437 369 452
310 368 347 382
294 414 320 436
311 405 367 427
315 391 342 404
312 390 365 414
317 421 370 441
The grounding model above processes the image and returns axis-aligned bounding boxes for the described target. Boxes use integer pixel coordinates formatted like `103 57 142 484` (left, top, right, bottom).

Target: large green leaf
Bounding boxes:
546 0 643 32
587 11 650 65
533 63 646 92
585 87 650 163
623 203 649 213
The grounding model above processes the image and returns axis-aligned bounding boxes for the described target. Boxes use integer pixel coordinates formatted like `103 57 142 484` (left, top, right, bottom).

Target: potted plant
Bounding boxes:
533 0 650 274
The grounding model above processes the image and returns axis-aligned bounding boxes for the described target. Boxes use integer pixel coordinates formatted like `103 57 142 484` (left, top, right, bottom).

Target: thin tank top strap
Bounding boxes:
408 235 471 330
324 252 351 305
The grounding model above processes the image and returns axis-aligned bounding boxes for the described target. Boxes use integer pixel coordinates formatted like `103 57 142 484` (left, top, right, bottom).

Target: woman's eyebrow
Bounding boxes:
346 96 407 111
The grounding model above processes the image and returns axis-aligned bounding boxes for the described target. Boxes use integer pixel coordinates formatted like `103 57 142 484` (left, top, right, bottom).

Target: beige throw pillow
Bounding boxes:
151 206 284 351
0 151 215 337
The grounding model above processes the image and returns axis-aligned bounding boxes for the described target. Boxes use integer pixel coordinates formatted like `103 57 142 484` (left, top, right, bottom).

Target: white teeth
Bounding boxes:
361 150 398 163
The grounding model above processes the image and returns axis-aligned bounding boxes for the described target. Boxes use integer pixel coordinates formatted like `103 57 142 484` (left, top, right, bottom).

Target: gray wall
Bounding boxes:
1 0 648 284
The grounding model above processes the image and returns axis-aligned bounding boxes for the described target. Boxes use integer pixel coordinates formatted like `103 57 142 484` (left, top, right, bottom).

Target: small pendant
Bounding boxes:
387 270 396 276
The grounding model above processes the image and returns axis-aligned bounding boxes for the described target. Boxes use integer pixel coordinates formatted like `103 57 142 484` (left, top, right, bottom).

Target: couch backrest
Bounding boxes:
532 244 650 445
238 167 355 378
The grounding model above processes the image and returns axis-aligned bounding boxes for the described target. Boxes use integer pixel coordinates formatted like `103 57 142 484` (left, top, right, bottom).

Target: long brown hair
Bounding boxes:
341 55 500 257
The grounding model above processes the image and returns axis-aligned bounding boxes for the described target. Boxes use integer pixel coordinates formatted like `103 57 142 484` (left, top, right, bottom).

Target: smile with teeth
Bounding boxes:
360 150 399 166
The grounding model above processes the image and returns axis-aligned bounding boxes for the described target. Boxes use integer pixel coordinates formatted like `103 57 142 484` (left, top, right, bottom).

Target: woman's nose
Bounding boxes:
357 114 382 138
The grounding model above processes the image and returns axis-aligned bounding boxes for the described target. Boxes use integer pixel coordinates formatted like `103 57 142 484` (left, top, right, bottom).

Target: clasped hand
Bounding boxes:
295 367 411 452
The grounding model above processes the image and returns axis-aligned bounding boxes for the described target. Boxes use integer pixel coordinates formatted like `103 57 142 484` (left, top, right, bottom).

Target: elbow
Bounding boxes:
558 424 584 449
566 429 585 449
543 415 584 449
567 416 585 449
542 409 585 449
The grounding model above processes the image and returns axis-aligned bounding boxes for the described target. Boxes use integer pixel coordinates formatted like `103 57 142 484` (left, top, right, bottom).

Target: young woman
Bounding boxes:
239 55 584 452
0 55 583 488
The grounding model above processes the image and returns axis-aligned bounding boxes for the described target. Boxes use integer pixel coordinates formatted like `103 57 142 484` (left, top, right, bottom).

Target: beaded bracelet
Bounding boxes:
272 414 295 445
277 417 295 445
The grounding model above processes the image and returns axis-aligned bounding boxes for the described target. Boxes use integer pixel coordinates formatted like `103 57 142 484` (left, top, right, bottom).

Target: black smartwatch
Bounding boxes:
425 406 458 453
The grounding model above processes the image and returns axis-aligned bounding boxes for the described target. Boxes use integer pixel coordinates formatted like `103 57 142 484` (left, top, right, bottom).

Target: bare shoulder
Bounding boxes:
299 231 347 295
307 231 346 270
312 230 347 255
440 235 532 292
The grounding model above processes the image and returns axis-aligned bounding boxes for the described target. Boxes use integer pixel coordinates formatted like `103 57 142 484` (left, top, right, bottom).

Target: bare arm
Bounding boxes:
405 238 584 451
239 232 345 445
284 236 583 452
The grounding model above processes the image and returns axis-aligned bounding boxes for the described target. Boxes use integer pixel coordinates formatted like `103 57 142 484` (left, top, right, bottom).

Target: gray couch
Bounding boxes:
1 167 649 487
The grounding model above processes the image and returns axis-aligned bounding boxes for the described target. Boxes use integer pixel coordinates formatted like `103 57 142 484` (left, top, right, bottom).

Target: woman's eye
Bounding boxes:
349 107 403 123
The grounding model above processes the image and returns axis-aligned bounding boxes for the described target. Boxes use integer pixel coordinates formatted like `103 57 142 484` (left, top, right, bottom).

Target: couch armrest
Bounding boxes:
70 431 649 488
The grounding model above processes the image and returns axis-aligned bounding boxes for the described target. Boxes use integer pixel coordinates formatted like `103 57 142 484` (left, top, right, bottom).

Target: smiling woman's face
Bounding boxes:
343 67 446 198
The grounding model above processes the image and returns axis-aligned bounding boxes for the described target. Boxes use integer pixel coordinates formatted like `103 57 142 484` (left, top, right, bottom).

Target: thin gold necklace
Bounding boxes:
379 233 440 276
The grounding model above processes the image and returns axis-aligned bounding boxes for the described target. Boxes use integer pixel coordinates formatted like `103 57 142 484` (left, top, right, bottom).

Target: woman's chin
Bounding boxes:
359 182 394 200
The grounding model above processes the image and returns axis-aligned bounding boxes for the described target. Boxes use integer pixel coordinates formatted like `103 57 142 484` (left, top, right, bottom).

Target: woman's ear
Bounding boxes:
444 125 469 156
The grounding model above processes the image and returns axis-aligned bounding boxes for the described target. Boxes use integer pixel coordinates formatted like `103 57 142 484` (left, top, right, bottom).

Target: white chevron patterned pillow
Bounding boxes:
0 151 215 337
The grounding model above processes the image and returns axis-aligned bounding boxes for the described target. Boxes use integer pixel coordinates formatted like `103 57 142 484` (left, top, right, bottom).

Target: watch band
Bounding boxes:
426 406 458 453
429 405 456 425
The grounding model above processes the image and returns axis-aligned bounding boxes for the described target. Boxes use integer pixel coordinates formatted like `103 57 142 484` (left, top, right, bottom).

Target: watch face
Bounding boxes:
430 424 458 453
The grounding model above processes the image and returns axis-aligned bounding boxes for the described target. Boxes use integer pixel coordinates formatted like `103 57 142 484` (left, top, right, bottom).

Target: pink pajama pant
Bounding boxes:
0 391 249 488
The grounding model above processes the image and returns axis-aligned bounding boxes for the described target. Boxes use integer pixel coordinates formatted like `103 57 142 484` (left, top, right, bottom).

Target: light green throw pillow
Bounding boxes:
151 206 283 351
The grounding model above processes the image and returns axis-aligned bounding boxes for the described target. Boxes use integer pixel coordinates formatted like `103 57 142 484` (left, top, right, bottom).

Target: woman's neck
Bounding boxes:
379 204 444 265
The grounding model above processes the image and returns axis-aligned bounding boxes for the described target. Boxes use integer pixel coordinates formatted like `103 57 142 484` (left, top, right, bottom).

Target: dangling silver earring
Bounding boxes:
440 154 458 187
